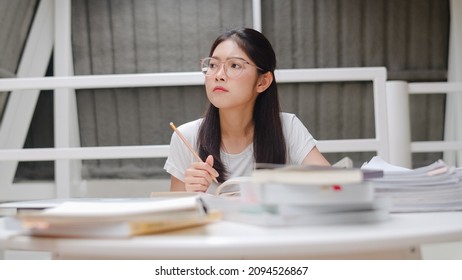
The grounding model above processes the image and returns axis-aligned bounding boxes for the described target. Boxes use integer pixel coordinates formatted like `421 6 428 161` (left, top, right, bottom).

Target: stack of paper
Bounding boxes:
203 164 389 226
9 195 220 238
362 156 462 212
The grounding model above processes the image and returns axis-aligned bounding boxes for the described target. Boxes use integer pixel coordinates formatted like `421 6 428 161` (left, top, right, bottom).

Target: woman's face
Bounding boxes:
204 40 261 110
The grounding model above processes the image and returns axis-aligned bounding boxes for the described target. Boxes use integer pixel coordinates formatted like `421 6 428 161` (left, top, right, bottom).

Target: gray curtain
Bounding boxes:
262 0 448 166
72 0 253 178
13 0 450 180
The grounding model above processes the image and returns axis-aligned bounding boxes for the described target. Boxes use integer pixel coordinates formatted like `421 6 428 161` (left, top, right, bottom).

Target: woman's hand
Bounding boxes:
184 155 219 192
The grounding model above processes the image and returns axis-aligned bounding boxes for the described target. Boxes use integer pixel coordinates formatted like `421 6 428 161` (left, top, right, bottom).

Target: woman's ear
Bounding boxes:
256 72 273 93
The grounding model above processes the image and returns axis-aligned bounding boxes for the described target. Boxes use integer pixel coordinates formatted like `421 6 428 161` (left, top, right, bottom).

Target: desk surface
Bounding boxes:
2 212 462 259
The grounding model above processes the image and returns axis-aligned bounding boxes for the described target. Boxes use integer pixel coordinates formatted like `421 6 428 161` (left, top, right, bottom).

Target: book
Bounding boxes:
240 181 376 205
251 164 366 185
362 156 462 213
214 166 382 206
200 193 390 226
224 207 390 226
202 164 387 226
215 176 250 196
17 211 221 238
15 196 221 238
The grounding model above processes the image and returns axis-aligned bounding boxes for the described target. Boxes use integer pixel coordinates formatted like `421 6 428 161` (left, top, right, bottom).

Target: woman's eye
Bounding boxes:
230 63 242 69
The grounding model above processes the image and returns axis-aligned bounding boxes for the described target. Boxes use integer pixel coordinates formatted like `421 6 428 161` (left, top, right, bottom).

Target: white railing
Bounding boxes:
275 68 389 155
0 67 389 157
0 67 389 199
386 81 462 168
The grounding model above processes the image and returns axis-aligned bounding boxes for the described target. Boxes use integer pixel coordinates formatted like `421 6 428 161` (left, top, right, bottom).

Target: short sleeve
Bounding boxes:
281 113 318 165
163 120 201 181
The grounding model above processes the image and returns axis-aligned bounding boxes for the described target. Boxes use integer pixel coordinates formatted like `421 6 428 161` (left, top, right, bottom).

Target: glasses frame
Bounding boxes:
200 57 264 78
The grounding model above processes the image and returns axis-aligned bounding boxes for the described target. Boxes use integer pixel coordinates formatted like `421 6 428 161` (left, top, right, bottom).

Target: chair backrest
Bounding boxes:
0 67 390 200
276 67 390 162
386 81 462 168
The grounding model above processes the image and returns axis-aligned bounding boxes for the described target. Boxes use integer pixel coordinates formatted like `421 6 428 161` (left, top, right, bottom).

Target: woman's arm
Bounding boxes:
170 176 186 191
302 147 331 166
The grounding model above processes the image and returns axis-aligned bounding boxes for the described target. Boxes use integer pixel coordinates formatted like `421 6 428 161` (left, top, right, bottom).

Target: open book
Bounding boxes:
15 195 221 238
215 176 251 196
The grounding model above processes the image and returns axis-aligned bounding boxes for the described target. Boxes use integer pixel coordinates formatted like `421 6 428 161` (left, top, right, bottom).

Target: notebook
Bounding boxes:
0 193 196 213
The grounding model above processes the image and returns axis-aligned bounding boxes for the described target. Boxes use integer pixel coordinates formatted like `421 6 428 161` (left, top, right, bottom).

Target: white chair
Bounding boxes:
386 81 462 168
0 67 390 201
276 67 390 163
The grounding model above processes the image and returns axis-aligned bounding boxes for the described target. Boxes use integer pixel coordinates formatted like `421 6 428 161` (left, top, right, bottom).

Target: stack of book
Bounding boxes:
7 195 220 238
203 164 389 226
362 156 462 213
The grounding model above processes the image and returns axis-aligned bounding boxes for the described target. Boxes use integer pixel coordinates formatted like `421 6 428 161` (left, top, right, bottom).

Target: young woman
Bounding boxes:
164 28 330 193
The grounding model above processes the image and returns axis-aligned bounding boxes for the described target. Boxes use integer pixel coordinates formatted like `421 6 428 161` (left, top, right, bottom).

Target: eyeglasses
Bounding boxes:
200 57 263 78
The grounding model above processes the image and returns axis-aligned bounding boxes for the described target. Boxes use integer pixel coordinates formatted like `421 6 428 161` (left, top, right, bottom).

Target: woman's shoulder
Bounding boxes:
177 118 203 130
169 119 203 148
280 112 301 124
175 118 203 139
280 112 296 119
279 112 309 135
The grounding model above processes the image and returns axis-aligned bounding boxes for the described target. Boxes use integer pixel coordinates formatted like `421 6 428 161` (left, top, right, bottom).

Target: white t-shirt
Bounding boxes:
164 112 318 194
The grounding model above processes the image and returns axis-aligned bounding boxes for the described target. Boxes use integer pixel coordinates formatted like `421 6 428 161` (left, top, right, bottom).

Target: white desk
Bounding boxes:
2 212 462 259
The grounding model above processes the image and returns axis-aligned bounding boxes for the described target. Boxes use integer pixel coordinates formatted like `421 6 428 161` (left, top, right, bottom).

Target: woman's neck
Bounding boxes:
219 110 254 154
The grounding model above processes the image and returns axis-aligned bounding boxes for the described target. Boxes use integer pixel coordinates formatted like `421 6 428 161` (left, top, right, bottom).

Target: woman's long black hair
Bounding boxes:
198 28 286 183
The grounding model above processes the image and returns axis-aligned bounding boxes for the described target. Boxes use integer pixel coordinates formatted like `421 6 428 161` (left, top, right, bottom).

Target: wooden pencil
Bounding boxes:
169 122 218 184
